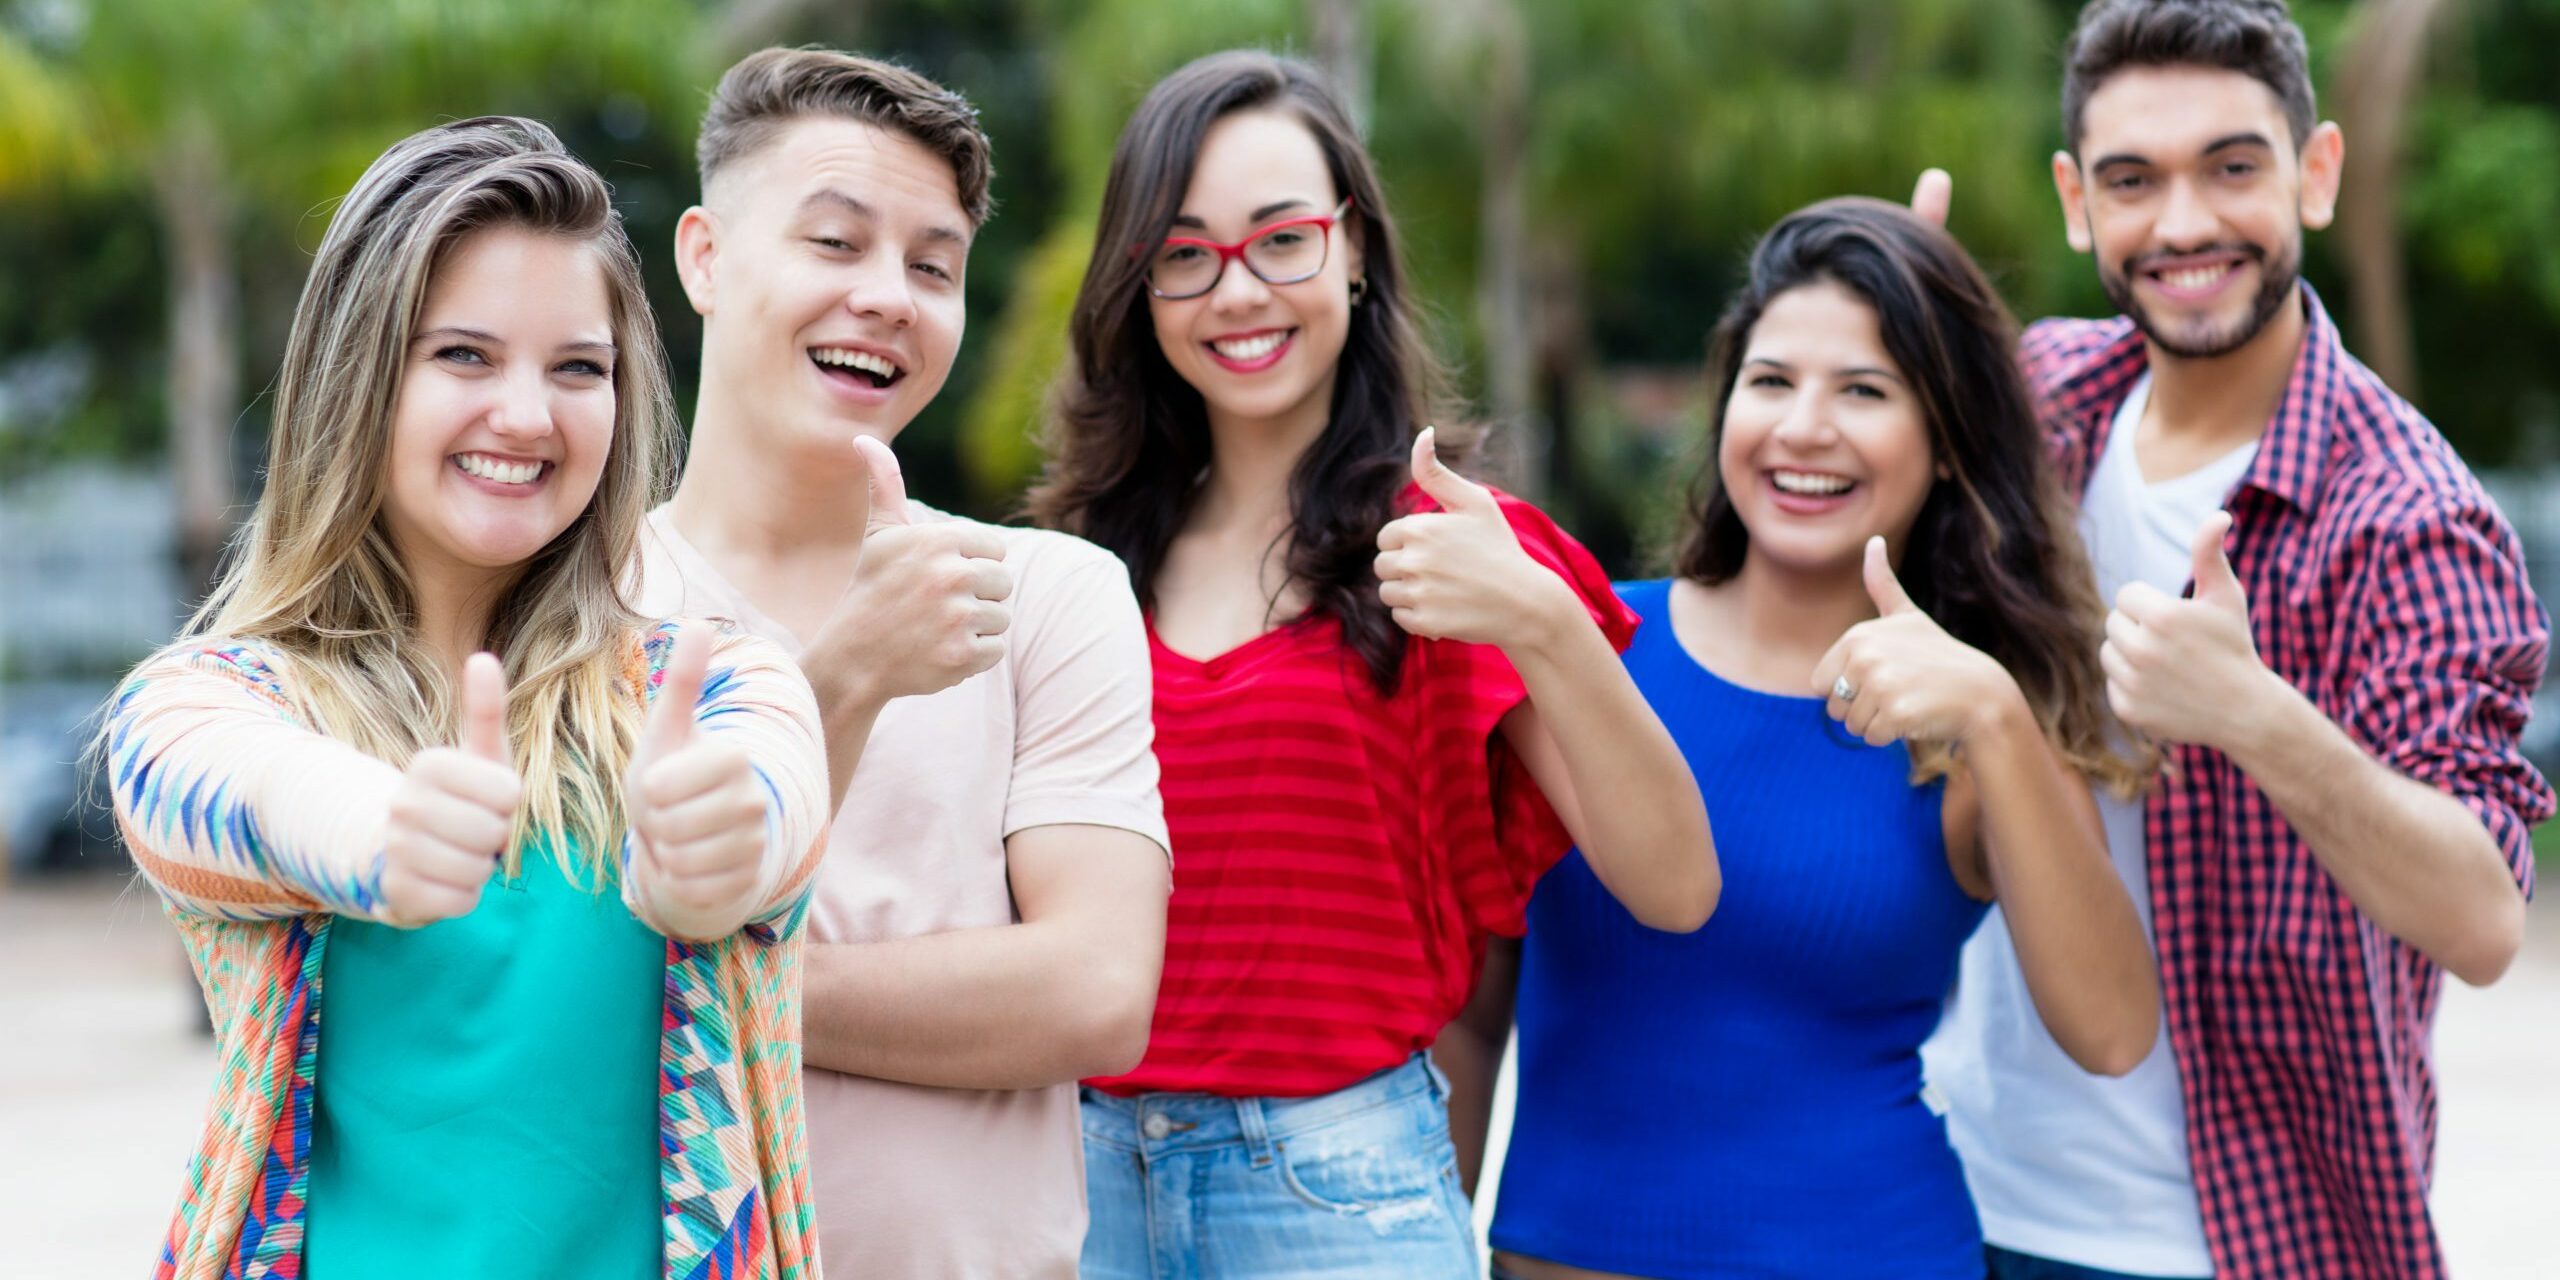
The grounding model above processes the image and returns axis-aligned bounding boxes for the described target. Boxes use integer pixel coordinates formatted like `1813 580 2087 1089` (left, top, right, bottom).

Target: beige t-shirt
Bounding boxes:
636 505 1169 1280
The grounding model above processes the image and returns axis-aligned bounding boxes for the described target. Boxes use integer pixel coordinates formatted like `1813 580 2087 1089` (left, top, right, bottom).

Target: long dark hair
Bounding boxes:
1027 50 1448 694
1681 197 2144 792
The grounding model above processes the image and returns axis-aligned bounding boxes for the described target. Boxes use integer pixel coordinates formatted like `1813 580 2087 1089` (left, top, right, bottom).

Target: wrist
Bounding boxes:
1961 677 2037 752
2217 665 2305 772
1503 576 1588 664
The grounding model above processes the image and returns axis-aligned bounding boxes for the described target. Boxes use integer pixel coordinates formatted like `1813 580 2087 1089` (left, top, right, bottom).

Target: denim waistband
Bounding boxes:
1081 1053 1446 1161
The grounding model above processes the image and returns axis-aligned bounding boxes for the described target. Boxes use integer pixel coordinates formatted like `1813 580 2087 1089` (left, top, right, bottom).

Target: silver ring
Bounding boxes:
1832 675 1858 702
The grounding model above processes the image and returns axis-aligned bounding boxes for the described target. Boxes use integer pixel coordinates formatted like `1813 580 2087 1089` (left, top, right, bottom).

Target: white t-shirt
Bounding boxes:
1923 376 2250 1277
637 505 1170 1280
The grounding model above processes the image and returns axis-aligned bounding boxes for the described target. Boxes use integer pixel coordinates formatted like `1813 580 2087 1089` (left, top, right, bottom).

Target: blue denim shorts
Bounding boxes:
1080 1054 1479 1279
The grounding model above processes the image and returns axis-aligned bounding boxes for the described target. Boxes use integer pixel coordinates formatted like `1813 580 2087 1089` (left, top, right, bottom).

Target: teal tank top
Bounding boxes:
306 835 665 1277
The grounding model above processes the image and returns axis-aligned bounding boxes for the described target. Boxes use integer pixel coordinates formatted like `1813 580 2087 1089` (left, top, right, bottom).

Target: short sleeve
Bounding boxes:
2341 503 2556 897
1407 486 1638 938
1002 537 1171 856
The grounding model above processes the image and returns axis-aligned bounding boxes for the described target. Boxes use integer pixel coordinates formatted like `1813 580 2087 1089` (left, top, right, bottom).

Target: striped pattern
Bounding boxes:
2023 285 2555 1280
111 619 831 1279
1090 487 1636 1099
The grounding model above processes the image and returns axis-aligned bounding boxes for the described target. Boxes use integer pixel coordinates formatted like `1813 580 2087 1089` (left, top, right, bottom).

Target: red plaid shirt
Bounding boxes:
2024 285 2554 1280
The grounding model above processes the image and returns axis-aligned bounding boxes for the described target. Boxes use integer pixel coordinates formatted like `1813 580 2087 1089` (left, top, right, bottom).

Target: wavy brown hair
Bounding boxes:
1680 198 2148 793
1025 50 1451 694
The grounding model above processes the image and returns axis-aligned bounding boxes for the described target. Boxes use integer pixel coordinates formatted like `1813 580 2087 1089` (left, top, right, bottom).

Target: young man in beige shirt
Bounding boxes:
634 48 1171 1278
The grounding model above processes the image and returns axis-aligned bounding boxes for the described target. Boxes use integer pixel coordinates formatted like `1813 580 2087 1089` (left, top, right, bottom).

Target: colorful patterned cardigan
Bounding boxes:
107 619 832 1280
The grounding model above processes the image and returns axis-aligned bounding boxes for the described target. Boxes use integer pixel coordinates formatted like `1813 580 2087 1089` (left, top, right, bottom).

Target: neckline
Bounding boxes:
1651 577 1834 706
1147 612 1324 672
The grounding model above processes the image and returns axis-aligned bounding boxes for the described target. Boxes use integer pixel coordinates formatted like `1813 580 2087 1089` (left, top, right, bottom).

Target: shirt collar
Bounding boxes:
2056 281 2342 514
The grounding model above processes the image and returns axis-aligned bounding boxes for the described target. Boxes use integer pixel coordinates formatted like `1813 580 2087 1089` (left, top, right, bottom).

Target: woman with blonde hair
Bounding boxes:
107 116 830 1279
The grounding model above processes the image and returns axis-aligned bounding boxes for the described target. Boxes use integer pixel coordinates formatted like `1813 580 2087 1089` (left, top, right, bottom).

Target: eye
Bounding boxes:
1747 372 1792 390
435 345 488 367
1261 229 1309 248
1160 244 1209 264
1844 382 1888 401
2105 173 2150 194
558 358 610 378
2218 160 2259 179
810 236 853 252
913 261 954 282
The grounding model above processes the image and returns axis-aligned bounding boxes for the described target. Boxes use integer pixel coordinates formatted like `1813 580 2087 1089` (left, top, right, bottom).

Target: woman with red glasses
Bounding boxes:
1030 50 1716 1278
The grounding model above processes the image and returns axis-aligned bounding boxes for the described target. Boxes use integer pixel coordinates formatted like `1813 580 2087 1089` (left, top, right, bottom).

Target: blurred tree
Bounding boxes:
2 0 702 589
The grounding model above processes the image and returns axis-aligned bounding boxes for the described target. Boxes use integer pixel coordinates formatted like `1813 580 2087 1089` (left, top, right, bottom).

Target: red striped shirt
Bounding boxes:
1090 488 1636 1098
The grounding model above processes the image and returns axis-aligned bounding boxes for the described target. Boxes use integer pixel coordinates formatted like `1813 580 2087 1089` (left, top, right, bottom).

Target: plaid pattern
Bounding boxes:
112 621 830 1279
2023 285 2555 1280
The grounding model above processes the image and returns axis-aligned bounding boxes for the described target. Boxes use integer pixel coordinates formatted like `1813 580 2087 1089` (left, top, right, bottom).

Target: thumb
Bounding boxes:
2190 511 2245 610
1910 168 1953 228
638 625 713 761
1409 427 1492 514
459 651 511 764
1864 536 1918 616
855 434 911 530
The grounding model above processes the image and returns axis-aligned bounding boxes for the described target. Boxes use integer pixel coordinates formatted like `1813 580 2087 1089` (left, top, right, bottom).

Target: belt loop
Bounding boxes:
1238 1095 1276 1169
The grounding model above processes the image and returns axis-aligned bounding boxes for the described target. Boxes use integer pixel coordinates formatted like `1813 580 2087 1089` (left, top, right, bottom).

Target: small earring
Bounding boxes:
1348 276 1368 305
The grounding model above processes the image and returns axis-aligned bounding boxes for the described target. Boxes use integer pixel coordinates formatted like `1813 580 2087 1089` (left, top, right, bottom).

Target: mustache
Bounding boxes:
2120 243 2268 276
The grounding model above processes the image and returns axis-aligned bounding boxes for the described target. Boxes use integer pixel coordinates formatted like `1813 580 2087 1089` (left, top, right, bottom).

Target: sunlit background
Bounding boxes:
3 0 2553 1273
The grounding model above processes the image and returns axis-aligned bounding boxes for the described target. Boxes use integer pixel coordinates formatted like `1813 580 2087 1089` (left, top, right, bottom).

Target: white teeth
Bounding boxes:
813 348 899 379
1212 332 1286 361
2158 265 2229 291
1771 470 1853 496
457 454 542 485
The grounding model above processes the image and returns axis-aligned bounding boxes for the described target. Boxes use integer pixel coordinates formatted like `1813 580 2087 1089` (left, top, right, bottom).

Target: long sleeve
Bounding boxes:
620 618 832 941
107 640 404 922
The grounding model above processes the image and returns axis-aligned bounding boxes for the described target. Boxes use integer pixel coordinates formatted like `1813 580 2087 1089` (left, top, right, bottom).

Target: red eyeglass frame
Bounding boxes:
1138 197 1355 298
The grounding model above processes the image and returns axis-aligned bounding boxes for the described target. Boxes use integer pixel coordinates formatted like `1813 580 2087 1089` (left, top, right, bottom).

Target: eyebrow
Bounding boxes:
1170 198 1315 231
1743 356 1905 385
2090 131 2273 172
413 327 617 356
799 188 970 248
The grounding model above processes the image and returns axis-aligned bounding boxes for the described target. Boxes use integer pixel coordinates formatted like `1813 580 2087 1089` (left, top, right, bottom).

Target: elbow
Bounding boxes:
1069 958 1161 1079
2440 890 2527 988
1633 864 1720 935
2065 1019 2158 1078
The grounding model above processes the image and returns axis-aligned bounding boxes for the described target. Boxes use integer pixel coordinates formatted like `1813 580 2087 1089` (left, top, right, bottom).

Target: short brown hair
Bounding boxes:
696 46 995 226
2062 0 2316 154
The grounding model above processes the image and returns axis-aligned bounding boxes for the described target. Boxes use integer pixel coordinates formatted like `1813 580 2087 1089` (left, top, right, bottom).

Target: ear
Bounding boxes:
674 206 720 319
2296 121 2346 232
1341 204 1367 287
2051 150 2093 254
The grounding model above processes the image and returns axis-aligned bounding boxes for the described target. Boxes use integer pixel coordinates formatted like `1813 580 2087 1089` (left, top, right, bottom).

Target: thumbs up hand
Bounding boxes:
1375 427 1584 653
2100 512 2271 749
801 435 1012 716
625 625 770 941
380 652 518 926
1812 537 2023 748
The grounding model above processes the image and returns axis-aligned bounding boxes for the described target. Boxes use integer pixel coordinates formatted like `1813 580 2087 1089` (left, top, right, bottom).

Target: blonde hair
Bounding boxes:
181 115 677 879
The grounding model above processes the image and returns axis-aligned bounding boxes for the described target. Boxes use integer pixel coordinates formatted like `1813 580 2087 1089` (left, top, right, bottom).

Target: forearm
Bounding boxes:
1504 610 1718 932
2228 675 2528 984
1435 935 1520 1196
1969 696 2159 1075
807 661 892 811
803 920 1159 1090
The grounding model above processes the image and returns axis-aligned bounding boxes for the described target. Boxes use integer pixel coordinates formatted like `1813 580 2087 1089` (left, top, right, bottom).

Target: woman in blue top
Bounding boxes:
1442 199 2163 1280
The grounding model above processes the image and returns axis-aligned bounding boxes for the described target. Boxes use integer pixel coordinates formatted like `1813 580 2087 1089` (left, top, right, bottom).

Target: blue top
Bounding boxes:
307 835 665 1277
1491 578 1991 1279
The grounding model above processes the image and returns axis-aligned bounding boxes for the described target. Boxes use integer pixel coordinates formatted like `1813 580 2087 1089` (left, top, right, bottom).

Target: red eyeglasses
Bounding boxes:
1142 198 1354 300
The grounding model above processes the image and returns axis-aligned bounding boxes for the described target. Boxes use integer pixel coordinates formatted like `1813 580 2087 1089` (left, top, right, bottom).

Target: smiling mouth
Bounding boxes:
812 346 906 390
1769 469 1856 497
453 453 550 486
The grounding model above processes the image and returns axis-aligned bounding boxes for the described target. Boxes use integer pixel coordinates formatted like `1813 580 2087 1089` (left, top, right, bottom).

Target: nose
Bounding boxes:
842 255 918 329
1768 385 1836 449
2154 175 2218 251
488 369 556 443
1205 252 1272 314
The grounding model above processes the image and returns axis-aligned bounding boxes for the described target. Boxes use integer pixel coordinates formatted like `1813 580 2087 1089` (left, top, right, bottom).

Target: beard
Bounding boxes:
2099 236 2300 360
